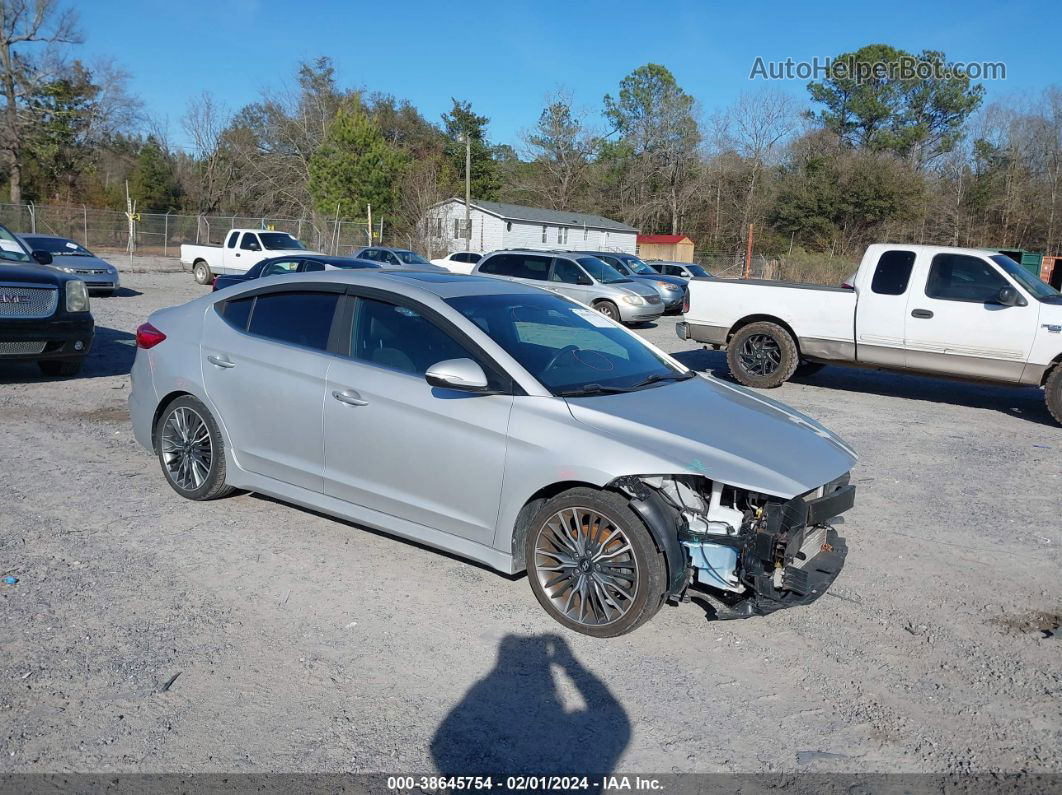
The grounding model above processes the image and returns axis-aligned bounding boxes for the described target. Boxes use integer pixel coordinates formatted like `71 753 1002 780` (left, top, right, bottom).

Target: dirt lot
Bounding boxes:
1 262 1060 775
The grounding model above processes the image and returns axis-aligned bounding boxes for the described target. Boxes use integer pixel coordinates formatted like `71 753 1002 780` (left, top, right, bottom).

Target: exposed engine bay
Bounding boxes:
612 473 855 618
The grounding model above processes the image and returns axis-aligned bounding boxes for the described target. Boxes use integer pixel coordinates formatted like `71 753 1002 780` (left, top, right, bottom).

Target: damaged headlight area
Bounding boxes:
612 473 855 619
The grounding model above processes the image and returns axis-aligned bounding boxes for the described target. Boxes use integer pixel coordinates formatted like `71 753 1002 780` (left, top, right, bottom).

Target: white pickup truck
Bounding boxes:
180 229 319 285
678 243 1062 424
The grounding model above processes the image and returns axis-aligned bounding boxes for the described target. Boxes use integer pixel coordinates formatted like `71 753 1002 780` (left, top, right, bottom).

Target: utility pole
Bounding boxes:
743 223 754 279
461 132 471 252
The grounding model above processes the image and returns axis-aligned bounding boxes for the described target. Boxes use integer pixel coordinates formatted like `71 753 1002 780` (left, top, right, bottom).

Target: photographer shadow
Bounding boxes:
430 634 629 780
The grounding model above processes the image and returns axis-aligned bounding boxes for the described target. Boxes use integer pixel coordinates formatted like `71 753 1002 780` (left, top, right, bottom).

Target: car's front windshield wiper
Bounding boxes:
629 371 697 389
556 383 638 397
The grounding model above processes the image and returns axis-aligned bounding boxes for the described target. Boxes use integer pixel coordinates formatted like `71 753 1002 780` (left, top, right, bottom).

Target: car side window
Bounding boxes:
261 259 300 276
452 252 471 263
478 254 515 276
222 297 254 330
515 255 551 281
926 254 1008 303
599 255 626 274
301 260 325 272
351 297 472 376
240 233 260 251
871 250 916 295
246 291 339 350
225 231 239 249
551 259 589 285
467 253 482 263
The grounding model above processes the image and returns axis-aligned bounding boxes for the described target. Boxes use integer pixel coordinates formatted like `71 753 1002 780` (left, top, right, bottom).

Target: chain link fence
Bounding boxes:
0 202 382 258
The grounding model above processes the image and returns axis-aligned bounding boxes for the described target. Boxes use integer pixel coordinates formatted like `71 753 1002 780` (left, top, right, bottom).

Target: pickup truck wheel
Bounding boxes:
155 395 234 501
525 487 666 638
1046 366 1062 426
193 261 212 285
727 321 799 388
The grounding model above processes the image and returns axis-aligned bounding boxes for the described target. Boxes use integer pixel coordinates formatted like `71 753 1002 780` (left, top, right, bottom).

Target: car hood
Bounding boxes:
49 254 113 269
564 375 857 498
0 262 66 286
614 280 660 300
636 273 686 289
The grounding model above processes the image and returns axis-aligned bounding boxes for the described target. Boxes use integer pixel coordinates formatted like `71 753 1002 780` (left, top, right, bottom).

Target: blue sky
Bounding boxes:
78 0 1060 151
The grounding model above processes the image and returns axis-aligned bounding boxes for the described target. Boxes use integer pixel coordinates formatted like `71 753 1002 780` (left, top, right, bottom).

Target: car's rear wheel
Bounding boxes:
38 359 83 377
727 321 799 388
1046 365 1062 426
593 300 619 321
525 487 666 637
155 395 234 500
193 261 212 285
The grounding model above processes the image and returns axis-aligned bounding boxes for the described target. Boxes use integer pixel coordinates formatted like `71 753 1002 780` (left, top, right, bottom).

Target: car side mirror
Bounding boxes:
31 250 53 265
425 358 490 392
996 286 1026 307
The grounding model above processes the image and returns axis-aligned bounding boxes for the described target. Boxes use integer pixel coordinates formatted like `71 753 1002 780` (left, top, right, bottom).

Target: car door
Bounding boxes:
547 258 591 303
322 293 513 544
903 252 1039 380
224 232 261 274
201 286 344 492
854 249 916 368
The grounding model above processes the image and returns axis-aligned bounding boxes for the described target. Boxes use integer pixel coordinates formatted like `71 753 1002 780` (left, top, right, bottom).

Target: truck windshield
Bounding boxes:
446 292 689 396
259 233 306 251
0 225 31 262
577 257 631 284
990 255 1060 301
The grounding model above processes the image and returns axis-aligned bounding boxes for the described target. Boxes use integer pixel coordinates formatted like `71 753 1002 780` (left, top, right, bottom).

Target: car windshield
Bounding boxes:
394 249 430 265
259 232 306 251
619 255 657 275
24 236 93 256
0 226 31 262
686 264 710 277
446 292 691 396
990 255 1060 301
577 256 630 285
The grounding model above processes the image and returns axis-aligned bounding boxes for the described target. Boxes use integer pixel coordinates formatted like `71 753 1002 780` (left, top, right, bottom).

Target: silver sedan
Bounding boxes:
128 270 858 636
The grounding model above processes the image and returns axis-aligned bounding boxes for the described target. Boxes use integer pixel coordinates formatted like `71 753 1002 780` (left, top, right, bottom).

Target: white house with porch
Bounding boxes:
424 198 638 256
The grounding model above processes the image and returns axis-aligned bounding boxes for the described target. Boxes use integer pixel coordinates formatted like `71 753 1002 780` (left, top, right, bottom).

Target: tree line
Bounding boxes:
2 1 1061 268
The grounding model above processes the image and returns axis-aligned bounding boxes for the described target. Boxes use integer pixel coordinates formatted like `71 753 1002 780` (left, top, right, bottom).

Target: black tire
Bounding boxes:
1046 366 1062 426
726 321 799 388
154 395 234 501
524 487 667 638
193 261 212 285
38 359 83 377
794 361 826 378
593 300 619 321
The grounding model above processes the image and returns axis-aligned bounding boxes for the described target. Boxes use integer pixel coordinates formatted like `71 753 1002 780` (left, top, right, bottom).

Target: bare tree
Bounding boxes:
0 0 80 202
181 92 233 213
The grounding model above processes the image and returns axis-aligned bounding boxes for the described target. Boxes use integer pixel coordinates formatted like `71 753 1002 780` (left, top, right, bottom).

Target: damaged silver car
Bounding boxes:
128 270 857 636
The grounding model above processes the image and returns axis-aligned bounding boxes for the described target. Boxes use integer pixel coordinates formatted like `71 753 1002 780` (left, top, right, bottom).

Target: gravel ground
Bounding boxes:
1 261 1059 775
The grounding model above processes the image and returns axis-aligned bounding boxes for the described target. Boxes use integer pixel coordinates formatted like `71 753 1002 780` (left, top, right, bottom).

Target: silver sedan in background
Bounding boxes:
20 235 121 295
128 270 857 636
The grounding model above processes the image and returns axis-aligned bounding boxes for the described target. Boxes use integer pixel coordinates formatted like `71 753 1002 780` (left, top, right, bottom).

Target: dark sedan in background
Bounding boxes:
20 235 121 295
212 255 381 291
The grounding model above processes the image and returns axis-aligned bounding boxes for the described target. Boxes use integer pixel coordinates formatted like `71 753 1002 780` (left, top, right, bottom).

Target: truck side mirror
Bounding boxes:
31 250 53 265
996 286 1026 307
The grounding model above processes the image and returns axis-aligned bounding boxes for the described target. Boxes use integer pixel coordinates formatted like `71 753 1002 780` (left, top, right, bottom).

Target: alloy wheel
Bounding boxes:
738 333 782 376
160 406 213 491
533 507 639 627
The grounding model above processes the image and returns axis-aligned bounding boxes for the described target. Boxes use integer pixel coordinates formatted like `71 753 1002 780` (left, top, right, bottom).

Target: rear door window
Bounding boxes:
246 291 339 350
478 254 516 276
300 260 326 272
225 231 239 248
926 254 1008 303
871 250 916 295
222 297 254 330
514 255 551 281
261 259 301 276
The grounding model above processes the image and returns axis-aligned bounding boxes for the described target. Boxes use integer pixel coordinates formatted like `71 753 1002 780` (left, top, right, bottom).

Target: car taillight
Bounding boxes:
681 291 690 314
136 322 166 349
212 276 219 290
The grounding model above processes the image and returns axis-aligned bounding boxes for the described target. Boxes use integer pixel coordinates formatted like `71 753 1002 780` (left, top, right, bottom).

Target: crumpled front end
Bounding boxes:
613 472 855 619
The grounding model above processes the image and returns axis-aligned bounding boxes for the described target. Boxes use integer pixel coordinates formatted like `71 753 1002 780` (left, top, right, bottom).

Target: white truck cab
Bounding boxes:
180 230 319 285
679 244 1062 424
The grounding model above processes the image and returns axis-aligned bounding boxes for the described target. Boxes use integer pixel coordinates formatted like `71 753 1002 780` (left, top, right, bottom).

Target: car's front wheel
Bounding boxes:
525 487 667 637
155 395 234 500
1046 365 1062 426
593 300 619 321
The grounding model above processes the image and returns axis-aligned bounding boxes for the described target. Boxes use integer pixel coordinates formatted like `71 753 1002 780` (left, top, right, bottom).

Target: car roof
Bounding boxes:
301 255 380 267
231 268 555 300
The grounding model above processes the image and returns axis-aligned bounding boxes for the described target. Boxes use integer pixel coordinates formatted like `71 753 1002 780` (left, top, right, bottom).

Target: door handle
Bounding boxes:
331 389 368 407
207 354 236 368
911 309 934 319
235 252 240 257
